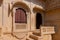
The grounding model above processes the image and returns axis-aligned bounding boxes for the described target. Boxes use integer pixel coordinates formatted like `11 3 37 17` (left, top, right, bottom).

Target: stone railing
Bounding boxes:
41 26 55 35
40 26 55 40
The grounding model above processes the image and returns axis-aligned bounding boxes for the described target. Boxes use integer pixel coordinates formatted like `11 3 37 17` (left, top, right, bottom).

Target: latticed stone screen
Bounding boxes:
15 8 27 23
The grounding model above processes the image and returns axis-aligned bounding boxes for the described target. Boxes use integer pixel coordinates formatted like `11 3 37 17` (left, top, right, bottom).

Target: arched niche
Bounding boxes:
10 2 31 32
32 7 45 29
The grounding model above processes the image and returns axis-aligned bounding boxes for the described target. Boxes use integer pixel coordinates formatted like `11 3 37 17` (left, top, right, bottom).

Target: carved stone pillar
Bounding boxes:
26 12 31 31
31 12 36 31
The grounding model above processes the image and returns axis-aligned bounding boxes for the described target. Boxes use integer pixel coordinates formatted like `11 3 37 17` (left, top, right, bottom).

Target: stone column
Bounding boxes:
42 13 44 25
27 12 31 31
0 5 3 26
3 2 12 33
31 12 36 31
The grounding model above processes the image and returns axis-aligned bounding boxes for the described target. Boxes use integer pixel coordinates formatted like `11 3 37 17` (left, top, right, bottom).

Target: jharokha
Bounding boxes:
0 0 60 40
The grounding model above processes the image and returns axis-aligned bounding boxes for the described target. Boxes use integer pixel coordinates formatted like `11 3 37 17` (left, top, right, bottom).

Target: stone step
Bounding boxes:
26 37 34 40
32 29 41 36
29 34 42 40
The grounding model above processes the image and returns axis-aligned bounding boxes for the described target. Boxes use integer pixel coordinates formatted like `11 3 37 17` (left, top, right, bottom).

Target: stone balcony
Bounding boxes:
26 26 55 40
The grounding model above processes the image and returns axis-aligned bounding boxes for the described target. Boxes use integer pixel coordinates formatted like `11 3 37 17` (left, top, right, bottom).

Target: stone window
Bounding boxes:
15 8 27 23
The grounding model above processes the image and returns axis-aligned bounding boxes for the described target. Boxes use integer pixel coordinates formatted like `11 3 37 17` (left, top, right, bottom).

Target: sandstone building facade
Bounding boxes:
0 0 60 40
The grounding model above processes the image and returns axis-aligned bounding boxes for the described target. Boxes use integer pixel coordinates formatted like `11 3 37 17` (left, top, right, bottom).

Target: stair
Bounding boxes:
32 29 41 36
29 34 42 40
26 29 42 40
26 37 34 40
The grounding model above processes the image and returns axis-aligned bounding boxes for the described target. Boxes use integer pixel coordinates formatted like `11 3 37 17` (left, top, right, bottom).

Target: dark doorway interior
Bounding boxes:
36 13 42 29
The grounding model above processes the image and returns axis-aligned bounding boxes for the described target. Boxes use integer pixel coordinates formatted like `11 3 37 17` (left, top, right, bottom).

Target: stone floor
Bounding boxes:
0 34 19 40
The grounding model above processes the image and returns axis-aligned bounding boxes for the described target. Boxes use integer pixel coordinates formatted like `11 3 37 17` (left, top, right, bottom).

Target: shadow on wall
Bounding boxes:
0 0 3 6
25 0 45 7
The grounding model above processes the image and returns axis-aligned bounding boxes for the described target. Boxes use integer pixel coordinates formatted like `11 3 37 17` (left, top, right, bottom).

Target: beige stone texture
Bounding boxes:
44 8 60 40
1 0 60 40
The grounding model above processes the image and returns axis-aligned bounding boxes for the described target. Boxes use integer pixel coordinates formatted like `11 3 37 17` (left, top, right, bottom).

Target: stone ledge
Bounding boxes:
40 26 55 35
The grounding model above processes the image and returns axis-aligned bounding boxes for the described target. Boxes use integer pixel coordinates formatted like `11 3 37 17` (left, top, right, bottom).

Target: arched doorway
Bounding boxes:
36 13 42 29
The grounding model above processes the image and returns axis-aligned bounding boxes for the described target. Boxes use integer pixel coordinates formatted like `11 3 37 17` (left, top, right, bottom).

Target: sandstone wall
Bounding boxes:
44 8 60 40
46 0 60 11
